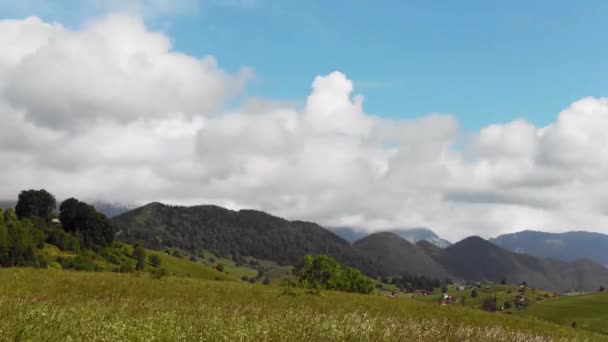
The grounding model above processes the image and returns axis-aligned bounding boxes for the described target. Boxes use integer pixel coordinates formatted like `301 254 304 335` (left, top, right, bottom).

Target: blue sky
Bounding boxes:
3 0 608 130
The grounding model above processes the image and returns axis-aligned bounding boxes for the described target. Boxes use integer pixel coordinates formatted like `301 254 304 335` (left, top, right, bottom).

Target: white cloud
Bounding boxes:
2 15 608 242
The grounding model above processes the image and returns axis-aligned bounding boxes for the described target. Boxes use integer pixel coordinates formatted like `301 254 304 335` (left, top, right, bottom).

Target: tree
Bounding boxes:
600 285 605 292
0 209 10 265
148 254 161 267
471 289 479 298
133 242 147 271
294 255 374 294
500 278 506 285
15 189 56 221
59 198 115 248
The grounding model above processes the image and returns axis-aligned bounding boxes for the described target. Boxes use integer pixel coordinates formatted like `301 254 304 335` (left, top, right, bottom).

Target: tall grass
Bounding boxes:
0 269 603 341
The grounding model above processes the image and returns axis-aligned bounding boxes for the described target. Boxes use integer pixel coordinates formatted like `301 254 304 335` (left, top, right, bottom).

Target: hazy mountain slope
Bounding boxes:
332 227 451 247
112 202 380 275
93 202 133 218
0 200 15 209
491 230 608 266
435 236 608 292
352 232 450 278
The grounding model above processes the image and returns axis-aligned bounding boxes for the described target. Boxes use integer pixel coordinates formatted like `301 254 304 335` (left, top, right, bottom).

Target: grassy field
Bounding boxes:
0 268 604 341
520 292 608 334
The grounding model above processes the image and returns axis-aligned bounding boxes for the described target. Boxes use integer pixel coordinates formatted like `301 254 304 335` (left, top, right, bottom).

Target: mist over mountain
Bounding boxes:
92 202 133 218
331 227 451 248
491 230 608 267
0 200 15 209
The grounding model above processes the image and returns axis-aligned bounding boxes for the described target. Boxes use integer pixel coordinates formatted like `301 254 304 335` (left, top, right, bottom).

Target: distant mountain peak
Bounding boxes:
330 226 451 248
491 230 608 266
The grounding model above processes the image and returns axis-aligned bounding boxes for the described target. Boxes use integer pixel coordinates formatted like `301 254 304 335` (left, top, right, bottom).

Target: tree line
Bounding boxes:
0 189 115 268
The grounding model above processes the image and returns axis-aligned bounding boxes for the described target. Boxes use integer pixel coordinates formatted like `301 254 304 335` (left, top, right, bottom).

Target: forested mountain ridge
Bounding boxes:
428 236 608 292
352 232 450 278
112 202 381 275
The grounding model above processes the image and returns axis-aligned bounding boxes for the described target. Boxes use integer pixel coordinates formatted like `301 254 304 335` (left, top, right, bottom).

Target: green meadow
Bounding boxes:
0 268 604 342
520 292 608 334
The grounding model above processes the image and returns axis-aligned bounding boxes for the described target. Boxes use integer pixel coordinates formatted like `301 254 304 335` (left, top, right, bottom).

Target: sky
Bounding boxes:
1 0 608 241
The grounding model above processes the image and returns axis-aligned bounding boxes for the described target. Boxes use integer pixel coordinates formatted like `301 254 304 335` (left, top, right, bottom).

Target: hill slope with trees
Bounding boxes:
112 202 381 276
352 232 450 278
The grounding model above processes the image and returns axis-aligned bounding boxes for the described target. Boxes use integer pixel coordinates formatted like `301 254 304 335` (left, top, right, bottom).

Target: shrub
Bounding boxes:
150 268 169 280
262 277 270 285
216 263 225 272
471 289 478 298
294 255 375 294
503 300 512 309
70 254 97 271
481 297 497 312
148 254 162 267
47 261 62 270
117 261 135 273
241 275 250 282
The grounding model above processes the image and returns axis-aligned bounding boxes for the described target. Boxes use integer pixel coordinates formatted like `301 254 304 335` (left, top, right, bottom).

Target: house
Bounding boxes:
440 293 455 305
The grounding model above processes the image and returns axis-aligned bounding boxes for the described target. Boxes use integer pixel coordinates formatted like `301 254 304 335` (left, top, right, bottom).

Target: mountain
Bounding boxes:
428 236 608 292
0 200 15 209
352 232 450 278
491 230 608 267
392 228 452 248
112 202 380 275
92 202 133 218
331 227 451 248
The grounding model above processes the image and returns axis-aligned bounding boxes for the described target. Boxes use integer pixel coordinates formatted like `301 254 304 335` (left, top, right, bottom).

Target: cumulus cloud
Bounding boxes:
2 15 608 241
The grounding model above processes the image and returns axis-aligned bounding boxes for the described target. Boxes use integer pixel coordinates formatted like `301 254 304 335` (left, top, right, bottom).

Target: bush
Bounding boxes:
241 275 250 282
216 263 225 272
481 297 497 312
148 254 162 267
189 255 198 263
471 289 478 298
503 300 512 309
150 268 169 280
116 261 135 273
69 254 97 271
294 255 375 294
262 277 270 285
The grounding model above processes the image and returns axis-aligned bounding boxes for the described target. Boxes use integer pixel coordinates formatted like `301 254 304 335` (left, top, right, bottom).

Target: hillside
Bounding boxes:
0 268 603 341
113 203 380 276
352 232 450 278
429 236 608 292
332 227 451 247
491 230 608 266
520 292 608 334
